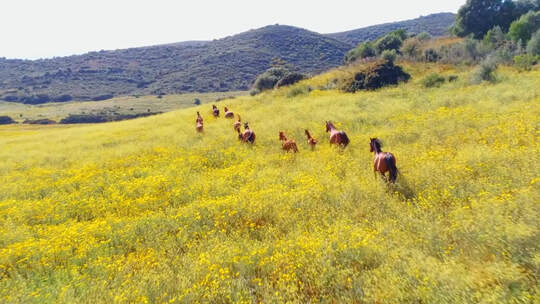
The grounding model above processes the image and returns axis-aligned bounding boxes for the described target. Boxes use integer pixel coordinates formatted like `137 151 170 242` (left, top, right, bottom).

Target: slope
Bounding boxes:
326 12 456 46
0 25 351 103
0 64 538 303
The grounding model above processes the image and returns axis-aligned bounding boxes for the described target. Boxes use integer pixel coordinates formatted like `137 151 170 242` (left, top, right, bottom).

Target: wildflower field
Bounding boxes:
0 63 538 303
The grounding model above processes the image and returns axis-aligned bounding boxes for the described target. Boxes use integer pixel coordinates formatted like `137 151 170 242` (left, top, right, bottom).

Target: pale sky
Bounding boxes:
0 0 464 60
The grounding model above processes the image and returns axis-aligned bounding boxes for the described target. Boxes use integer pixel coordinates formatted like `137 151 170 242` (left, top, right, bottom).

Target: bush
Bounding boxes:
375 34 403 54
527 29 540 55
0 116 16 124
422 73 446 88
380 49 397 63
275 72 307 88
252 67 289 92
341 60 410 93
193 98 201 105
448 75 459 82
249 89 260 96
424 48 440 62
472 57 499 84
417 32 432 41
345 42 376 63
401 38 422 60
287 85 312 98
513 54 539 71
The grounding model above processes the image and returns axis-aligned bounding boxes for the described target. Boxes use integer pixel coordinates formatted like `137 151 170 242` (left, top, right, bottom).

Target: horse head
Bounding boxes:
279 131 286 141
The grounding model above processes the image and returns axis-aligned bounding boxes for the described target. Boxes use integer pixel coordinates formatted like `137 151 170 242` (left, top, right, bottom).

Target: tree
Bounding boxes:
527 29 540 54
375 34 403 54
344 42 376 63
508 10 540 44
452 0 539 39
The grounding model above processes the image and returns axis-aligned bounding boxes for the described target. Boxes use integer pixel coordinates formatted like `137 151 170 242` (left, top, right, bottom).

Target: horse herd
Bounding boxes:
195 105 398 183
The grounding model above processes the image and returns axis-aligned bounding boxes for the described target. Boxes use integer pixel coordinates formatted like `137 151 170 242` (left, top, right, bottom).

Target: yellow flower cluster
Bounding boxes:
0 64 538 303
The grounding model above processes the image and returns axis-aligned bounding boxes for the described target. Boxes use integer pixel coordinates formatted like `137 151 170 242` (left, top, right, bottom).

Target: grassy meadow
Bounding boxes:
0 91 247 122
0 63 538 303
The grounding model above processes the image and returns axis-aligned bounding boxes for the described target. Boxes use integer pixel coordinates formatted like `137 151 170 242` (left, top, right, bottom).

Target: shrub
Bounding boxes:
275 73 307 88
417 32 432 41
513 54 538 71
380 49 397 63
344 42 376 63
422 73 446 88
375 34 403 54
193 98 201 105
448 75 459 82
401 38 422 60
424 48 440 62
527 29 540 55
249 89 260 96
341 60 410 93
252 67 289 92
287 85 312 98
0 116 16 124
483 26 506 48
472 57 499 84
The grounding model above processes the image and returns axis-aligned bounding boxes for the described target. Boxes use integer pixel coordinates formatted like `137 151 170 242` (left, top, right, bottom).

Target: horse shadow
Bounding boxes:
387 173 416 201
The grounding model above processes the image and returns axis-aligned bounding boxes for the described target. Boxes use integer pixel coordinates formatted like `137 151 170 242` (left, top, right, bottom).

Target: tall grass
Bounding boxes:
0 64 538 303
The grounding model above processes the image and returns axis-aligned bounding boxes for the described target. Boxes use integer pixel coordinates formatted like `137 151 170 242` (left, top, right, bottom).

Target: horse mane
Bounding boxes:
372 138 383 151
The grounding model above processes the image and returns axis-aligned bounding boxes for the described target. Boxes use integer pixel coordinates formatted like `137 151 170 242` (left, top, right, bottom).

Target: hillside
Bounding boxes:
327 13 456 46
0 13 455 104
0 25 350 103
0 63 538 302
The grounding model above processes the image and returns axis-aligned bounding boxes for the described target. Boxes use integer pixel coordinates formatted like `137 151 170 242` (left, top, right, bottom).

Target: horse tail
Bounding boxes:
247 132 255 143
385 154 398 183
341 132 350 147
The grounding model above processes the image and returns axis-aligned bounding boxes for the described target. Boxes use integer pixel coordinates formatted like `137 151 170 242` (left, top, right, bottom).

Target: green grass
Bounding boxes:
0 91 247 122
0 63 538 303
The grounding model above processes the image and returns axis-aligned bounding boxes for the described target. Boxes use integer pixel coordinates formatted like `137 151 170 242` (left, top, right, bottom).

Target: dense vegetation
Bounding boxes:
0 14 455 104
452 0 539 38
327 13 456 46
0 63 538 303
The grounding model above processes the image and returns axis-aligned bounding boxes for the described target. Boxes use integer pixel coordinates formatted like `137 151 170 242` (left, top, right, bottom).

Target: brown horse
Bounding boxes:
241 122 256 144
212 105 220 118
279 131 299 153
233 115 241 132
196 111 204 133
325 121 350 147
224 107 234 118
304 129 317 150
370 138 398 183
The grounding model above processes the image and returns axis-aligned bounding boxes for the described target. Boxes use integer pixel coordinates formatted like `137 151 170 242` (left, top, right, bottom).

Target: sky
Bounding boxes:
0 0 464 60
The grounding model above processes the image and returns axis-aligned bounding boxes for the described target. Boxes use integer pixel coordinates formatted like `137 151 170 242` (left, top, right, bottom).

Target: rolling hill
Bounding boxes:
0 13 455 104
326 12 456 46
0 63 538 302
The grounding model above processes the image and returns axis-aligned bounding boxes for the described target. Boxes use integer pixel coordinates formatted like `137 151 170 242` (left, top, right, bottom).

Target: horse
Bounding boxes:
224 107 234 118
325 121 350 147
212 105 220 118
233 115 241 132
304 129 317 150
279 131 299 153
195 111 203 133
242 122 256 144
370 138 398 183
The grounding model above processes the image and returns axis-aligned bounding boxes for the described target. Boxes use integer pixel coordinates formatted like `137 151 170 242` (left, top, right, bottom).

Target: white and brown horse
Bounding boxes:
241 122 256 144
